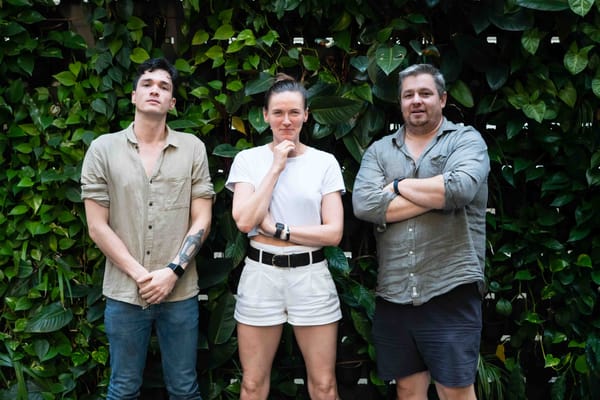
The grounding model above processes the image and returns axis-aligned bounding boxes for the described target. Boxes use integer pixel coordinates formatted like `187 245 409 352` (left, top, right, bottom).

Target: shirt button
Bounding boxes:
149 202 153 206
409 273 414 277
148 225 152 229
146 250 150 255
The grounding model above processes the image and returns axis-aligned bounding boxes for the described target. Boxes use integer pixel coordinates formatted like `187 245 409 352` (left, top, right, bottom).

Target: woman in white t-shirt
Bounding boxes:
226 73 345 400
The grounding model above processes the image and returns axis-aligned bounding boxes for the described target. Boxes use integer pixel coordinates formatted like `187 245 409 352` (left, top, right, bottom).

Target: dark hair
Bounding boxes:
398 63 446 97
263 73 308 110
132 58 178 93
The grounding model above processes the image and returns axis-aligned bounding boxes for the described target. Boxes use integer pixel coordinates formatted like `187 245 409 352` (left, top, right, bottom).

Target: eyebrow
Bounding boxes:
140 78 172 88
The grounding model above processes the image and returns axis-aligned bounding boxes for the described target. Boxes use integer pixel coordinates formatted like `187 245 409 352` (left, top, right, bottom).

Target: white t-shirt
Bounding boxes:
226 144 345 236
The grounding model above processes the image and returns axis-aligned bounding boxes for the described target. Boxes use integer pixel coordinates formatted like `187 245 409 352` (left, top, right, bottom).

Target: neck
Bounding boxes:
133 116 168 144
405 118 443 141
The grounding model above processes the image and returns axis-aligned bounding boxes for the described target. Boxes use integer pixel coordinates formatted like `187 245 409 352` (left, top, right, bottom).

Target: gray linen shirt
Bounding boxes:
81 123 214 306
352 118 490 305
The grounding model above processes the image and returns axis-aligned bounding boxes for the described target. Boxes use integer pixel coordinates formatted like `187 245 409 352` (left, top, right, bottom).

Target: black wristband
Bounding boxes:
167 262 185 278
393 176 405 195
274 222 284 239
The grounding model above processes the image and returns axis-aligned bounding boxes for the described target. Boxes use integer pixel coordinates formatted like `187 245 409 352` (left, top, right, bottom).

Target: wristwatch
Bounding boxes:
274 222 285 239
167 262 185 278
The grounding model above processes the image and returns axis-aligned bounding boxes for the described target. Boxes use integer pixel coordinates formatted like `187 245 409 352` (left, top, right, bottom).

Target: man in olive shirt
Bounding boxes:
353 64 489 400
81 58 214 399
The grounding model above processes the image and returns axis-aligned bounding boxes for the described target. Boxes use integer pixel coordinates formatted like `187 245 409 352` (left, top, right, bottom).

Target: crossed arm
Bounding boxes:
381 175 445 223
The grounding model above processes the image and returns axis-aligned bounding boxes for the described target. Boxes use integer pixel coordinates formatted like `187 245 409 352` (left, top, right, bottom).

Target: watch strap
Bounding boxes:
167 262 185 278
274 222 284 239
393 176 406 195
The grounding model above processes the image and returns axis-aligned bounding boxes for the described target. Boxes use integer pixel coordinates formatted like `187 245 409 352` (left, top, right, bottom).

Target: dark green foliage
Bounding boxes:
0 0 598 399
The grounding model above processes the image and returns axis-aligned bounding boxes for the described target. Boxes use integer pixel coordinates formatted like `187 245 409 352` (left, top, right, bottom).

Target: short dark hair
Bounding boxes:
264 73 308 110
132 58 178 93
398 64 446 97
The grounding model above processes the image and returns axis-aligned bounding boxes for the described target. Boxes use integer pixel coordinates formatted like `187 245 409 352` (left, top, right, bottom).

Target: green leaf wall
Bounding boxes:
0 0 598 399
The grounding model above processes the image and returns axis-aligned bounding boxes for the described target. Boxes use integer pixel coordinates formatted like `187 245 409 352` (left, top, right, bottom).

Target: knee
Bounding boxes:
240 376 269 400
435 383 476 400
396 378 429 400
308 376 338 400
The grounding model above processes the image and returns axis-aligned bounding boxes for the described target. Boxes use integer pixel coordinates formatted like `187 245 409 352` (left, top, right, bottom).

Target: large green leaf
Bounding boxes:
489 7 534 30
448 80 474 108
324 246 351 276
309 96 363 124
564 42 594 75
375 44 406 76
244 72 274 96
208 292 236 345
25 303 73 333
569 0 594 16
522 101 546 122
515 0 570 11
486 64 509 91
248 106 269 133
521 28 545 54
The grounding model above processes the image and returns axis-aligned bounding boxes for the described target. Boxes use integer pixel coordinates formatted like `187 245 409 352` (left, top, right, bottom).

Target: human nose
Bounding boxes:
149 84 160 95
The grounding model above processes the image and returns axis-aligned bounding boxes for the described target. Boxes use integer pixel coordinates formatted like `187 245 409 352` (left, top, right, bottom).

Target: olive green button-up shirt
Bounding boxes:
352 118 490 305
81 123 214 306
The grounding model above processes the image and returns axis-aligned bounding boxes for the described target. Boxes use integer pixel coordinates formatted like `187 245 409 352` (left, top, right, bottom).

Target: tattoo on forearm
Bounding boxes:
178 229 205 267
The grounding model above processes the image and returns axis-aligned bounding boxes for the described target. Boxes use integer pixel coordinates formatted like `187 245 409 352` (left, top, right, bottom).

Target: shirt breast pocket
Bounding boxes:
424 154 448 175
156 177 191 210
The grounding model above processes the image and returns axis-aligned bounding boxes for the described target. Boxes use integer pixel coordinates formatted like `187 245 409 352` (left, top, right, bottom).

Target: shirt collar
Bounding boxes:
392 117 453 148
124 122 180 148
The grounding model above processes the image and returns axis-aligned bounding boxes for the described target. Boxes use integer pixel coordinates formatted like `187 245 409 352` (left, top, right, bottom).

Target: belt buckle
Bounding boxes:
272 254 289 268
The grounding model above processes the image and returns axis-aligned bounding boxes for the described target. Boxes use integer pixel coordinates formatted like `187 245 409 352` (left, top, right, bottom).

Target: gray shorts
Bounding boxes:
234 242 341 326
373 283 482 387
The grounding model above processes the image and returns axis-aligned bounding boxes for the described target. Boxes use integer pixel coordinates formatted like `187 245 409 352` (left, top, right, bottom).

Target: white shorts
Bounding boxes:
234 241 342 326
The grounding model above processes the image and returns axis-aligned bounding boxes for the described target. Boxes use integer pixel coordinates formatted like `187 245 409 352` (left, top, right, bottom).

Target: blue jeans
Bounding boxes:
104 297 202 400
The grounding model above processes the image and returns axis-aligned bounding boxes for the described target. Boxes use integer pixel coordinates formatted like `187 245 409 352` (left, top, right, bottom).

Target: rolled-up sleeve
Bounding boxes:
80 142 110 208
443 128 490 210
352 143 396 225
191 140 215 200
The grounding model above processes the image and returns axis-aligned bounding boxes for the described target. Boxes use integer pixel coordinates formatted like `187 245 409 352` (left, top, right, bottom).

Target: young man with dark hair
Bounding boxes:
81 58 214 399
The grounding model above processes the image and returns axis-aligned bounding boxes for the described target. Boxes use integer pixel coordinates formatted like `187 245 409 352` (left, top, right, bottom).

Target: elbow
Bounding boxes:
86 223 102 245
352 206 369 222
329 231 343 247
352 204 379 224
236 223 254 234
233 218 254 234
231 210 254 233
351 197 368 221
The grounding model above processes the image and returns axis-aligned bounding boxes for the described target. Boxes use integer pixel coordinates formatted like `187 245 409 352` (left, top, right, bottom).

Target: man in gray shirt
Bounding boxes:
353 63 489 400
